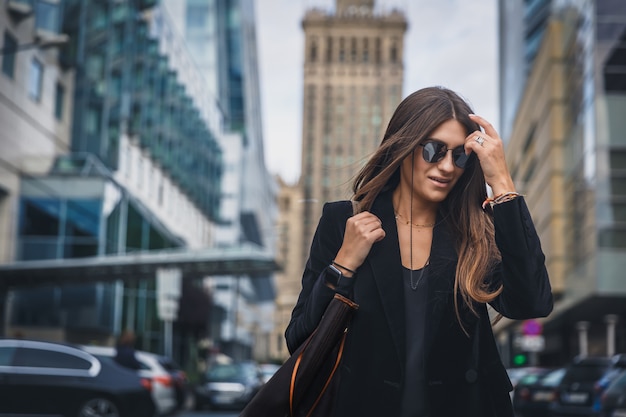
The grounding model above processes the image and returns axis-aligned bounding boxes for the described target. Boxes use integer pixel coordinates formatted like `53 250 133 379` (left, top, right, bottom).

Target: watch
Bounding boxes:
325 264 344 287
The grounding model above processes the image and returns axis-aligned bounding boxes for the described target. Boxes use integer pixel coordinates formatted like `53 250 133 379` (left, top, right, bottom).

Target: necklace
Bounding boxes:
394 212 435 228
409 257 430 290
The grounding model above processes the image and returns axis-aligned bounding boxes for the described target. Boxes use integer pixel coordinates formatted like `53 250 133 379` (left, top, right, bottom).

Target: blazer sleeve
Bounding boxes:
284 201 355 354
488 196 554 319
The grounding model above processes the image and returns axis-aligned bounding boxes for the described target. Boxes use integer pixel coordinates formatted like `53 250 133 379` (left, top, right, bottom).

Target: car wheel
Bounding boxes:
76 397 121 417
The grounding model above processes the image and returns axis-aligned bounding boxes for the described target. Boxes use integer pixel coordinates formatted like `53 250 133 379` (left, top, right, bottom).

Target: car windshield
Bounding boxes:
519 373 544 385
540 368 566 386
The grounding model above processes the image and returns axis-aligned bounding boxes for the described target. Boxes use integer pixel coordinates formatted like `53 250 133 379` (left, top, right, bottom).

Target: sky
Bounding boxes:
256 0 498 184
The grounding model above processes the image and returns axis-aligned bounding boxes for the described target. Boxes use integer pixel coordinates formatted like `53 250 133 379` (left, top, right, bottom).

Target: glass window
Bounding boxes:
54 82 64 119
28 58 44 101
20 198 61 236
13 347 91 370
9 286 61 325
611 176 626 197
310 39 318 62
85 106 101 135
19 239 59 260
126 203 144 252
63 240 98 258
35 0 61 33
326 37 332 63
390 40 398 63
187 5 209 28
599 229 626 248
65 199 100 238
2 31 17 78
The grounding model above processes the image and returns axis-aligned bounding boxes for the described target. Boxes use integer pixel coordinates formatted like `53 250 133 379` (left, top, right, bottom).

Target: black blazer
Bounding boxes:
286 190 553 417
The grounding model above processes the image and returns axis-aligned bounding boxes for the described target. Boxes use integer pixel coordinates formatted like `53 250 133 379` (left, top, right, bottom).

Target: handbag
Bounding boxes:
240 292 358 417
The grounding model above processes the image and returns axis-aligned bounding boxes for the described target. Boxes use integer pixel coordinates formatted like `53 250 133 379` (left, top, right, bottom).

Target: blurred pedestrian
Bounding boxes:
114 330 142 370
285 86 553 417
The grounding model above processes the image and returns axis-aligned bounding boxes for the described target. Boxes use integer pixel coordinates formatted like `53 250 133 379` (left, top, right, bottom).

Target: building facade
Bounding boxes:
0 0 72 265
269 176 306 361
0 0 276 369
498 0 626 366
170 0 278 361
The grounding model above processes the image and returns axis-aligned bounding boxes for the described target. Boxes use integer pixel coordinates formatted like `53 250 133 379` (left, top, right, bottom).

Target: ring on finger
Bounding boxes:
475 136 485 146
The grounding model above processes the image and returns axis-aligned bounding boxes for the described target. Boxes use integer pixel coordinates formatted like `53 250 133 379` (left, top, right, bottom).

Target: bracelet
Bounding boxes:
331 260 356 275
482 192 522 210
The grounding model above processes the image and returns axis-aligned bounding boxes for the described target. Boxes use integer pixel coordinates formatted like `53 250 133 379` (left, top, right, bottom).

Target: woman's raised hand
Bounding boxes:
333 211 385 274
465 114 516 197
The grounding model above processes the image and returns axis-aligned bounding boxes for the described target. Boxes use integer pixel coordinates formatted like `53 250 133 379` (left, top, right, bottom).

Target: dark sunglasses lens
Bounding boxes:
422 142 446 163
453 148 470 169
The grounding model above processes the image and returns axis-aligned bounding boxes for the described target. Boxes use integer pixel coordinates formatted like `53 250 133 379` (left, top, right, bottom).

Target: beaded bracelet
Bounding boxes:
332 260 356 275
482 191 522 210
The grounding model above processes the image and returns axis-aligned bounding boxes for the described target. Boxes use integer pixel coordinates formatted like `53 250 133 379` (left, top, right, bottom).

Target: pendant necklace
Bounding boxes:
406 152 430 291
410 257 430 290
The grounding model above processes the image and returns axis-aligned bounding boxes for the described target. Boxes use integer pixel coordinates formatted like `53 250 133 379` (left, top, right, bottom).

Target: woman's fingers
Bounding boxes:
336 212 386 270
469 114 499 139
464 115 516 194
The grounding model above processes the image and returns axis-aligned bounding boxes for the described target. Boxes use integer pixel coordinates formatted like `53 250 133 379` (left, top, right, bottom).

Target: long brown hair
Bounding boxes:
352 86 502 326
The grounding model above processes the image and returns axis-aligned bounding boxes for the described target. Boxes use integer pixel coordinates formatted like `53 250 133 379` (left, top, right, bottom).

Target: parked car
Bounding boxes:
513 367 565 417
600 369 626 417
194 361 264 410
81 345 178 416
0 338 155 417
551 356 618 416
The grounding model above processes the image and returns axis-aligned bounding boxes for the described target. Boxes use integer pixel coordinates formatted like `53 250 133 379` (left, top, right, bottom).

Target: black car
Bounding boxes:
0 338 156 417
600 369 626 417
551 356 617 417
194 361 263 410
513 367 565 417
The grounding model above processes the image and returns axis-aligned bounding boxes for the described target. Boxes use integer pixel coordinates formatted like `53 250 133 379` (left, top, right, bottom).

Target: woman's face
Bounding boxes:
400 119 468 204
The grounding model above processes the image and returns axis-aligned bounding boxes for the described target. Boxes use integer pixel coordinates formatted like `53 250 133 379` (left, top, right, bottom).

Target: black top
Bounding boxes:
399 265 429 417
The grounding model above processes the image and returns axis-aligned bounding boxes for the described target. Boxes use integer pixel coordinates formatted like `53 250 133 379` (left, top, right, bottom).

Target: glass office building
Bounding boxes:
6 0 225 356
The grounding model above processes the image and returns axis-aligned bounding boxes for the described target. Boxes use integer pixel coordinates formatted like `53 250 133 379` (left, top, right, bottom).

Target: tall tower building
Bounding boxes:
299 0 407 264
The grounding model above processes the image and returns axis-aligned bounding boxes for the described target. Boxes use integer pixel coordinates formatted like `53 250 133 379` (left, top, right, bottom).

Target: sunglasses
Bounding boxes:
419 140 471 169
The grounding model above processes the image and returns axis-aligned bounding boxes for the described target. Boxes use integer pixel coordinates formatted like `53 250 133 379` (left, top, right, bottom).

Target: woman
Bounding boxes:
285 86 553 417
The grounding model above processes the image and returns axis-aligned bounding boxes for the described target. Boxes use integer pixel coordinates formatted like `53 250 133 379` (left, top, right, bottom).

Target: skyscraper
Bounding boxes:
299 0 407 265
269 0 407 360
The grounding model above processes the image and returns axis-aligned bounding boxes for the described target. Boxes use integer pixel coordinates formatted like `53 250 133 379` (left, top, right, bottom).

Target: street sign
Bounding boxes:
522 319 543 336
156 267 182 321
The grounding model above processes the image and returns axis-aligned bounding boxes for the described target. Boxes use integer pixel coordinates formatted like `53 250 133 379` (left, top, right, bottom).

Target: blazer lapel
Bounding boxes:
424 213 458 355
366 193 406 364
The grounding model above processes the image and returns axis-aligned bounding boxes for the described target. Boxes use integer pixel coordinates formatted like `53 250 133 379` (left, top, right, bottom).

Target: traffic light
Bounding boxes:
513 353 528 366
